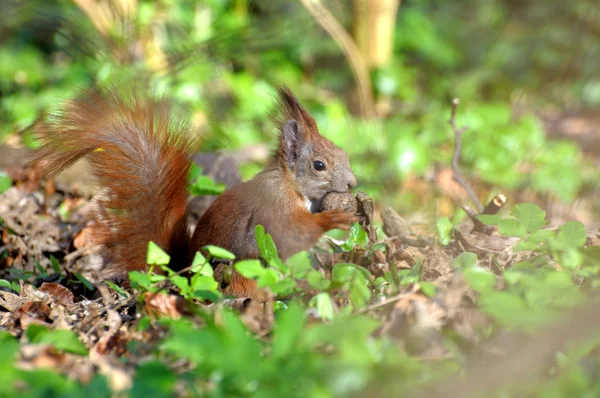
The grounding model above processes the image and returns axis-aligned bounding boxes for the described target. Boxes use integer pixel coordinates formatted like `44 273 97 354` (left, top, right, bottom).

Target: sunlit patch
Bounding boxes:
396 148 416 171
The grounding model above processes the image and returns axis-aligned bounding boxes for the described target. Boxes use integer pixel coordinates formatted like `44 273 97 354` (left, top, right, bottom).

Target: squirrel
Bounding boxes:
34 85 358 298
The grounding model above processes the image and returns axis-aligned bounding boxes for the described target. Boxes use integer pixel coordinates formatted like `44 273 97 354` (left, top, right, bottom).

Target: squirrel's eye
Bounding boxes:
313 160 326 171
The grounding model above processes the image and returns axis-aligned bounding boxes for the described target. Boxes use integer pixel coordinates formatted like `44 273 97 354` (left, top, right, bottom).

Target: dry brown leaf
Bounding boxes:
39 282 75 306
0 290 29 311
17 301 52 331
30 347 68 369
20 281 51 303
144 292 189 319
94 310 126 356
239 297 274 335
380 292 447 356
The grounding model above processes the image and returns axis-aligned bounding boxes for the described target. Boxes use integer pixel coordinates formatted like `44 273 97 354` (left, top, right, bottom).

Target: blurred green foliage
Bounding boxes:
1 0 598 211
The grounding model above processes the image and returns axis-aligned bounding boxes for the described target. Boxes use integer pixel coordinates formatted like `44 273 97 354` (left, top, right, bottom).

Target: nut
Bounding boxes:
319 192 358 213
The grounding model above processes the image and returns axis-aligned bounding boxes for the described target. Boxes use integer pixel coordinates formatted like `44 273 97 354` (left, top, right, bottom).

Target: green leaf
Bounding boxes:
0 279 13 290
464 267 496 292
189 252 213 277
310 292 335 320
419 281 436 297
503 269 523 285
332 263 371 284
513 203 547 234
187 163 202 182
559 248 583 270
128 271 153 290
269 278 297 295
0 172 12 194
436 217 453 245
255 224 278 260
188 167 226 196
192 290 222 302
171 275 190 295
189 251 208 272
73 272 94 290
272 301 305 358
342 224 369 252
191 273 219 293
235 259 264 278
81 375 111 397
10 281 20 293
307 270 331 290
349 282 372 309
33 258 46 276
49 255 62 275
477 214 502 226
478 291 529 329
496 219 527 238
131 360 176 398
452 252 478 269
103 280 128 297
26 324 88 355
287 251 312 277
0 331 19 365
555 221 587 250
479 205 545 238
146 241 171 265
204 245 236 260
514 229 554 251
266 256 289 274
257 268 280 287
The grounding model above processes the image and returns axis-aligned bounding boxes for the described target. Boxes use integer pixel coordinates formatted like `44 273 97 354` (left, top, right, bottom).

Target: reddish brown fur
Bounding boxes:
35 85 356 299
35 86 194 278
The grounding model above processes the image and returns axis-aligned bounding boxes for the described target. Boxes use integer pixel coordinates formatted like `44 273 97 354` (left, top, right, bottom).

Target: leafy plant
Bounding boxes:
465 203 590 331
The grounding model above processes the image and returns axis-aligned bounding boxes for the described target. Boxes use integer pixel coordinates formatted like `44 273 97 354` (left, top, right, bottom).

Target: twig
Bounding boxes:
64 245 102 264
354 291 413 315
385 235 435 248
297 0 375 118
448 99 483 212
481 193 508 215
470 193 508 233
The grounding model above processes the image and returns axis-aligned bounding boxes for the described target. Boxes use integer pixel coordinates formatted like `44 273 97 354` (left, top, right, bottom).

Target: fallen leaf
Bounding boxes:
39 282 75 306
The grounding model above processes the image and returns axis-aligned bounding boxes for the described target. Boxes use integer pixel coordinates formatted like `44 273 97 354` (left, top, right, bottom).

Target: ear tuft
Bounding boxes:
280 120 300 169
277 86 318 132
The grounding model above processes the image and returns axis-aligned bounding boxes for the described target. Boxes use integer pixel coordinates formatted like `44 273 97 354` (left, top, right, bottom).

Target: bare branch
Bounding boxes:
467 193 508 233
449 98 484 212
482 193 508 215
297 0 375 118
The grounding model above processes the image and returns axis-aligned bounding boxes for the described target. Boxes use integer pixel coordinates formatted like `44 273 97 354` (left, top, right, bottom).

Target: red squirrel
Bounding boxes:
35 85 357 297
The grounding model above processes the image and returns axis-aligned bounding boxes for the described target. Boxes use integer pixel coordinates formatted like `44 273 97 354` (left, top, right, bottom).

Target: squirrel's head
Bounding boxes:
275 87 357 211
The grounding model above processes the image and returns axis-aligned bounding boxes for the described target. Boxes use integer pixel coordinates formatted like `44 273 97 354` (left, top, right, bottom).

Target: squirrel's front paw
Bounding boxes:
318 208 358 231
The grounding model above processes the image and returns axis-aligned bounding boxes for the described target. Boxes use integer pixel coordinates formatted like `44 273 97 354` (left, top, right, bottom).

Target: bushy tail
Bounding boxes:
35 86 194 277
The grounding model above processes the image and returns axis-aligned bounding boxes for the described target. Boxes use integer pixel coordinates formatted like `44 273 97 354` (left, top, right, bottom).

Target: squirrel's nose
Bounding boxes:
346 172 357 190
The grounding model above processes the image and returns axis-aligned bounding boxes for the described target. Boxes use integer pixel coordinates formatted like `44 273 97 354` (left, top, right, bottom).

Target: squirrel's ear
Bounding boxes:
280 120 300 169
277 86 318 133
